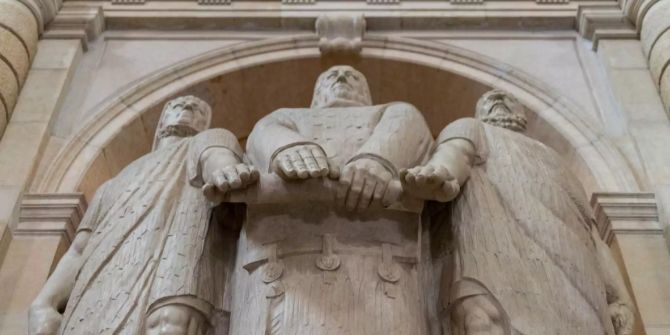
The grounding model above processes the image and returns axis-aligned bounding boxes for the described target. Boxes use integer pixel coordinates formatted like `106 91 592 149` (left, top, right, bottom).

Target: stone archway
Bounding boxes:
35 34 641 202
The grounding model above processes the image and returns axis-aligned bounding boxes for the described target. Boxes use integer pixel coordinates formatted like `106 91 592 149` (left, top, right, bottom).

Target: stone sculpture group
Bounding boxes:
30 66 635 335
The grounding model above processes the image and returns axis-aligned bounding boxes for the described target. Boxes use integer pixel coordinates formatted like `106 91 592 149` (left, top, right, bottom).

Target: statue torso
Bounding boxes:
274 105 387 167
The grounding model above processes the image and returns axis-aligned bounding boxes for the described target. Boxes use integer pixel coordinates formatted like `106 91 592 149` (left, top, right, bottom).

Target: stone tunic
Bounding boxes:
435 118 614 335
232 103 435 335
60 129 243 335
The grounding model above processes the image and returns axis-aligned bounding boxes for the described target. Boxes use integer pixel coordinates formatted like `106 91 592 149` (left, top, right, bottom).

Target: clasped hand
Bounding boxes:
273 145 393 211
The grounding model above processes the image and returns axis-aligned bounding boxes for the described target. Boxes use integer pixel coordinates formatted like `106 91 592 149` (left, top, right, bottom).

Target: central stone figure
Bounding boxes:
228 65 435 334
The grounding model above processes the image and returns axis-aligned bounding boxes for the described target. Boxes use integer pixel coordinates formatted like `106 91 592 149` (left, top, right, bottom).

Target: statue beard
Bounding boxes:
156 124 199 141
481 110 527 132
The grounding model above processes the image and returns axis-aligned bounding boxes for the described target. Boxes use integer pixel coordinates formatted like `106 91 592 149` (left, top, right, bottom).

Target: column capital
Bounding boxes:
591 192 661 244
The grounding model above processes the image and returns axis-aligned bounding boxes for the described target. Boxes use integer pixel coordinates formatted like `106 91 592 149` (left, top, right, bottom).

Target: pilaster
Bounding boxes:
592 192 670 335
0 193 85 334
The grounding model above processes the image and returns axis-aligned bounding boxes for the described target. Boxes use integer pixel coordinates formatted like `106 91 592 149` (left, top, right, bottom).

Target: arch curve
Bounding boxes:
37 34 641 197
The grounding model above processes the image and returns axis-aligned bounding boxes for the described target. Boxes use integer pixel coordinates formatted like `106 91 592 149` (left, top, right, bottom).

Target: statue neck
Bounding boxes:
155 135 184 150
319 98 368 108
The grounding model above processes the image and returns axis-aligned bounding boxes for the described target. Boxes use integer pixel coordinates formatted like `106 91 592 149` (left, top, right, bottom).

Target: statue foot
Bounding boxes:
145 304 210 335
452 295 505 335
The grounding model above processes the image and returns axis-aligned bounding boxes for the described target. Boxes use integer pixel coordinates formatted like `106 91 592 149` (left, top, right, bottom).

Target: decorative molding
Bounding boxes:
111 0 145 4
315 14 365 55
577 5 637 50
450 0 484 4
536 0 569 4
43 4 104 51
282 0 315 4
366 0 400 4
198 0 232 5
15 193 87 244
591 193 661 244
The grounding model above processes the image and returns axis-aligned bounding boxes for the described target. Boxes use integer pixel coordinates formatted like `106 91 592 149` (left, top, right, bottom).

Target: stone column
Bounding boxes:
592 193 670 335
0 193 85 334
628 0 670 113
0 0 61 137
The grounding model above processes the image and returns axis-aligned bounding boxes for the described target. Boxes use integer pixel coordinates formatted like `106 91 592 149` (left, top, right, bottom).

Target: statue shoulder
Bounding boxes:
193 128 237 141
384 101 419 113
382 101 424 120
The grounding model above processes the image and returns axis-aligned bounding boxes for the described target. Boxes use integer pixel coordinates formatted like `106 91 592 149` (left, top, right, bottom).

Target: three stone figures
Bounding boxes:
30 66 635 335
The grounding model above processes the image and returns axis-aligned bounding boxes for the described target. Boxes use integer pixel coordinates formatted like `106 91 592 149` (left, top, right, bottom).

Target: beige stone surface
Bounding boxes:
11 69 75 124
442 38 601 121
0 0 39 59
608 69 668 123
0 27 30 86
649 28 670 86
0 236 64 335
0 59 20 116
0 101 6 136
616 234 670 331
52 39 246 139
661 68 670 113
31 40 81 70
597 40 648 70
640 0 670 57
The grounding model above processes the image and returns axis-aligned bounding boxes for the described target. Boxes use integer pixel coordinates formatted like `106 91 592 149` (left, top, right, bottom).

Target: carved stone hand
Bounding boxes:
210 163 260 193
272 144 339 180
29 303 62 335
337 157 393 211
400 164 460 202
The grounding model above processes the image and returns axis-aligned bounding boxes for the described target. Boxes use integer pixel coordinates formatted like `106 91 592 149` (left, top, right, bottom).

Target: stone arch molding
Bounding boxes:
37 34 641 196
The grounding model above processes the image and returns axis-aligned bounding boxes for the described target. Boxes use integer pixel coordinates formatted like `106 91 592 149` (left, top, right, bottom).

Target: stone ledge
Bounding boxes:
591 192 661 244
15 193 86 244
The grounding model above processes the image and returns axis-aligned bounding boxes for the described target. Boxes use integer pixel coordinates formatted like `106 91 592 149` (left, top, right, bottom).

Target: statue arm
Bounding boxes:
188 128 260 203
30 181 110 334
591 228 636 335
401 117 485 202
30 230 90 313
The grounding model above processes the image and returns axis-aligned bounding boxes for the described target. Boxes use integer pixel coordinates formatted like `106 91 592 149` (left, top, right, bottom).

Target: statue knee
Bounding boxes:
145 304 209 335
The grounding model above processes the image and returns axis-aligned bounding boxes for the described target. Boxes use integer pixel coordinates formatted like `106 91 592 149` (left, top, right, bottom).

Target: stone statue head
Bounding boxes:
311 65 373 108
152 95 212 150
475 90 527 132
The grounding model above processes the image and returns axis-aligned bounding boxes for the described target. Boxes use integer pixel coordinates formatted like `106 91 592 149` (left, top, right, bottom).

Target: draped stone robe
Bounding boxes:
230 103 435 335
60 129 243 335
433 118 614 335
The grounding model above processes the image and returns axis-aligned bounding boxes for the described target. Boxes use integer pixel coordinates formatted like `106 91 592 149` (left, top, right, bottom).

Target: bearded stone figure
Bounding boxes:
401 90 636 335
29 96 259 335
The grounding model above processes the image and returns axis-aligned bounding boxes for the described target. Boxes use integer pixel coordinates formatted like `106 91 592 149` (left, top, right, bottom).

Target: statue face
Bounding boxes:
160 97 210 132
475 90 527 132
153 96 212 149
311 66 373 108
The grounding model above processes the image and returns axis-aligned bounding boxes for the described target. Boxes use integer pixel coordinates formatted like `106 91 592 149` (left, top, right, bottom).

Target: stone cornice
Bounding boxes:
576 3 637 49
15 193 87 244
591 192 661 244
56 0 609 32
43 3 104 51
